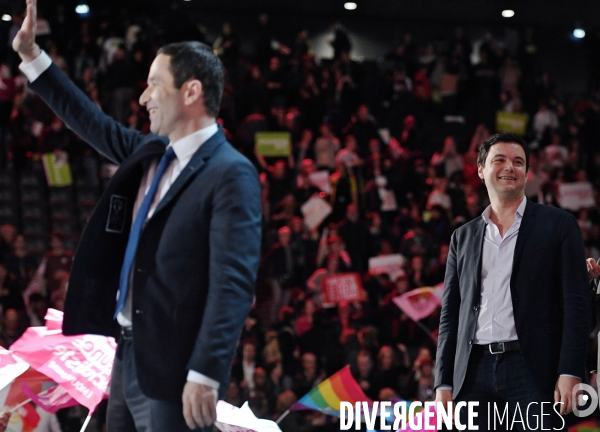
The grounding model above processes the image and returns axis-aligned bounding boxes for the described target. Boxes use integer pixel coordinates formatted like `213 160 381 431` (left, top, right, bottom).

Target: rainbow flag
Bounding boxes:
290 365 372 416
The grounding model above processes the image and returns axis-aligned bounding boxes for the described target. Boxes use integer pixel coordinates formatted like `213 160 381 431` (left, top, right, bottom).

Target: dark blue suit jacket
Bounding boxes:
434 199 589 397
29 64 262 401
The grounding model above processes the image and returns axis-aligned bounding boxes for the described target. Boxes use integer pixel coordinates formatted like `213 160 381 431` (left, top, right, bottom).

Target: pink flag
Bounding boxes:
0 346 20 367
0 346 55 408
10 309 116 412
0 367 54 408
0 346 29 391
393 287 442 322
43 308 64 331
22 383 79 413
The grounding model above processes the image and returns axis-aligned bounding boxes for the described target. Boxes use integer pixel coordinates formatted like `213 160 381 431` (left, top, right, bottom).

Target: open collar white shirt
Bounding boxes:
131 124 218 223
474 196 526 344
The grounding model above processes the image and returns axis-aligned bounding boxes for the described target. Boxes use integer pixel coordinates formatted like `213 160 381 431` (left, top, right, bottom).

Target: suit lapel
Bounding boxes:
471 217 486 297
510 199 536 292
150 129 227 219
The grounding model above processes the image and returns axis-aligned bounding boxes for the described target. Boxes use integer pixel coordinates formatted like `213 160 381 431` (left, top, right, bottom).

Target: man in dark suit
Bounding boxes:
434 132 589 430
13 1 261 431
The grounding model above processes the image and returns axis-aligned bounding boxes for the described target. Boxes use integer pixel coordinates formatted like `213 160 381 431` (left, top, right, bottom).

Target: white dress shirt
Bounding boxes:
20 51 221 390
473 196 526 344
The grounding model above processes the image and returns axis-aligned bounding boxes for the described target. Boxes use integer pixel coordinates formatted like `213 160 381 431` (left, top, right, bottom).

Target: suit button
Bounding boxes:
136 268 145 273
468 339 473 345
135 309 143 315
473 306 479 312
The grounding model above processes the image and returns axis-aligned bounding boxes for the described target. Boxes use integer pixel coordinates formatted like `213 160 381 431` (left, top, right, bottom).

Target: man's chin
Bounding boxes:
497 187 524 200
149 124 163 136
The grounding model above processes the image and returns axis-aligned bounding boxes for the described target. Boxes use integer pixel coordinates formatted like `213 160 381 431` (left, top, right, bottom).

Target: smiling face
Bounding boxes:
478 142 527 202
139 54 185 139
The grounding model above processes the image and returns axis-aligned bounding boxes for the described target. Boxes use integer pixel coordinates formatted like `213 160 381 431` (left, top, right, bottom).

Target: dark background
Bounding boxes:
2 0 597 94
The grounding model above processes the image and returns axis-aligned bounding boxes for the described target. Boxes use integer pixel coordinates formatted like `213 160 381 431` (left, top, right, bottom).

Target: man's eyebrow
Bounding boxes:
490 153 525 163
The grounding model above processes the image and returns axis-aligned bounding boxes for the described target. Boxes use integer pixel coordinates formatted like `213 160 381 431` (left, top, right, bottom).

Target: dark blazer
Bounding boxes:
434 199 589 397
29 64 262 401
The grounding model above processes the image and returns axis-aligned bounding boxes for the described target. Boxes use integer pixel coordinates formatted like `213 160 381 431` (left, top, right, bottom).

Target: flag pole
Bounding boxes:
79 412 93 432
8 385 57 413
276 409 290 424
414 321 436 342
8 398 32 413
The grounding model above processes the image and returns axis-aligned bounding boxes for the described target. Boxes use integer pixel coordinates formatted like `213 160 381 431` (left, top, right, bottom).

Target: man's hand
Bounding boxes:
0 411 11 432
587 258 600 280
12 0 41 62
554 376 580 415
435 389 453 405
182 382 217 430
435 389 453 423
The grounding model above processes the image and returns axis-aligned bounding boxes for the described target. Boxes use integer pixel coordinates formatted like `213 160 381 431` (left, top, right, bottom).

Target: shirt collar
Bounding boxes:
481 195 527 224
167 123 218 165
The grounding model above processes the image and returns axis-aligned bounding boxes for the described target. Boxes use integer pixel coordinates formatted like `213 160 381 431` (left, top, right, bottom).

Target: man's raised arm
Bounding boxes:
12 0 150 163
12 0 40 63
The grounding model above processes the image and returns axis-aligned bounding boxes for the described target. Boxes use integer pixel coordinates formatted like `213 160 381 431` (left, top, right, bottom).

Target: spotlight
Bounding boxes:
75 4 90 14
573 28 585 39
501 10 515 18
344 2 357 10
1 14 10 22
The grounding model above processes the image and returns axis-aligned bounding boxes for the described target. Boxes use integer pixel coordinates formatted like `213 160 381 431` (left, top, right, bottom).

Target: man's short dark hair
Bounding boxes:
477 132 529 172
157 41 224 117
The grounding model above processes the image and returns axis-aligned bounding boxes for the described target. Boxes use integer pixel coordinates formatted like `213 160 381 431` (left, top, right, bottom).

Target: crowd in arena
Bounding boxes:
0 6 599 431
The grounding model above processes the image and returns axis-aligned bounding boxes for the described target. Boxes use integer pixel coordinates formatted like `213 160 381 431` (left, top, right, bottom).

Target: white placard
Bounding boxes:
308 170 331 194
301 196 332 231
558 182 595 211
368 254 407 277
216 401 281 432
378 188 398 211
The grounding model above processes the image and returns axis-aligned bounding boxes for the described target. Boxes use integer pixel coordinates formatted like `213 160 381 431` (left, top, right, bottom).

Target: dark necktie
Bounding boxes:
114 147 177 318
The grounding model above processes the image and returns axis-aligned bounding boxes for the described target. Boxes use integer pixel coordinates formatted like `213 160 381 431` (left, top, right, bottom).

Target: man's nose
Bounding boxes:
139 88 149 106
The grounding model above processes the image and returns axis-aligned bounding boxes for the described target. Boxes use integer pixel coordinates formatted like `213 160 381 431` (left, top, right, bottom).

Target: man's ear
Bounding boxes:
477 164 484 181
183 79 203 106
